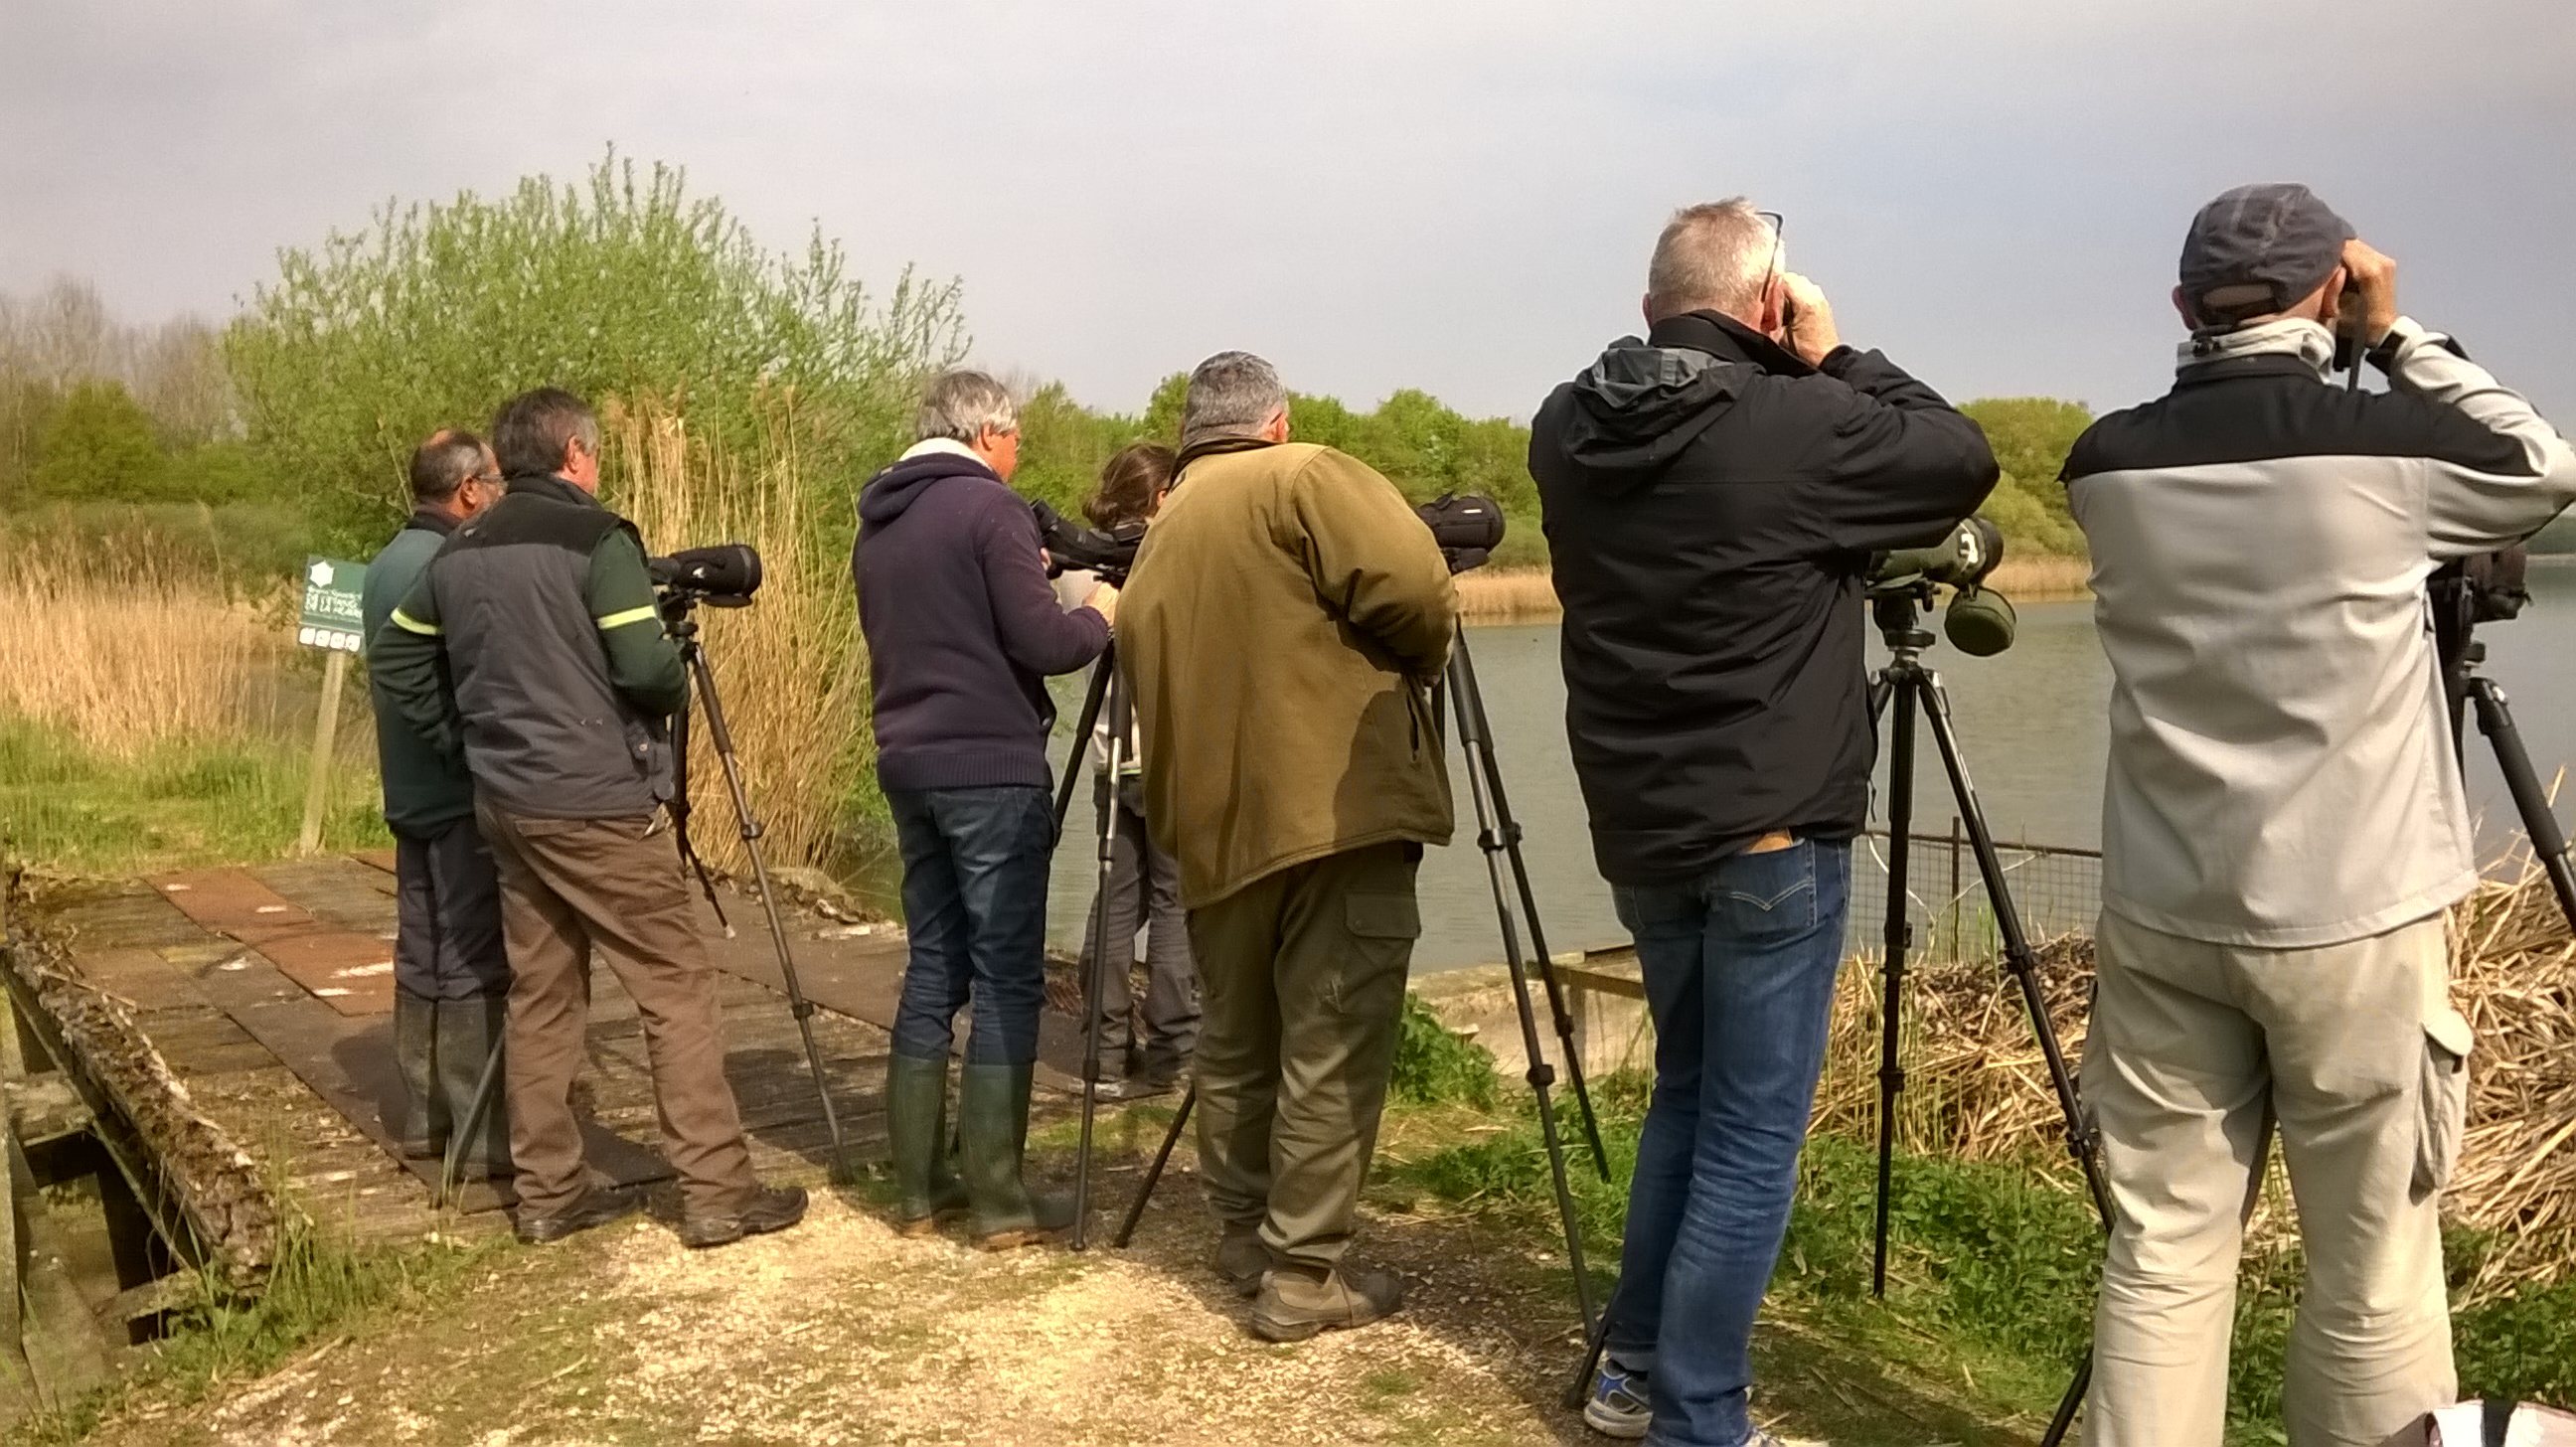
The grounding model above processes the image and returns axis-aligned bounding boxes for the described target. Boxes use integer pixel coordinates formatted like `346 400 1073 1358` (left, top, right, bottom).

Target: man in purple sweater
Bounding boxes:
855 369 1112 1248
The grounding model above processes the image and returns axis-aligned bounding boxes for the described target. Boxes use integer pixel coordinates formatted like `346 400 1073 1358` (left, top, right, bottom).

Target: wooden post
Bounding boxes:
296 649 350 857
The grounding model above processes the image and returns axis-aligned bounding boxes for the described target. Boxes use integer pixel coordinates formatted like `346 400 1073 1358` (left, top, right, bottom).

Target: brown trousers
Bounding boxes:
477 801 757 1218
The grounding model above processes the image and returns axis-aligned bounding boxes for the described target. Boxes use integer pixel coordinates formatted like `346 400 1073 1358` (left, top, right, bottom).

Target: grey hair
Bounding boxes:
1645 199 1780 324
914 369 1019 443
1180 351 1287 447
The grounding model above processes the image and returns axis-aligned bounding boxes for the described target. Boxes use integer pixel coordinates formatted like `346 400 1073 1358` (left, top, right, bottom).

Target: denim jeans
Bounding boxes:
886 784 1055 1066
1603 838 1852 1447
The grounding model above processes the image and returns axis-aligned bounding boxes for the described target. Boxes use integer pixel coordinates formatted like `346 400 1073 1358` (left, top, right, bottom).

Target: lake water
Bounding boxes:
1045 561 2576 970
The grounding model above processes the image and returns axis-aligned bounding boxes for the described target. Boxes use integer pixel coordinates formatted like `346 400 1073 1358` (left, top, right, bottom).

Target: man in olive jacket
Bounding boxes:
1117 350 1457 1342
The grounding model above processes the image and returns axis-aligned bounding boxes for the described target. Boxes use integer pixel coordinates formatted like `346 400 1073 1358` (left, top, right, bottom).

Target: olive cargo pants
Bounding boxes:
477 802 760 1220
2082 909 2468 1447
1188 840 1421 1274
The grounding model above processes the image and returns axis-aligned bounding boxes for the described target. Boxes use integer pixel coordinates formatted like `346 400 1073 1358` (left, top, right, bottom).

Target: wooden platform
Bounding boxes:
35 855 1092 1243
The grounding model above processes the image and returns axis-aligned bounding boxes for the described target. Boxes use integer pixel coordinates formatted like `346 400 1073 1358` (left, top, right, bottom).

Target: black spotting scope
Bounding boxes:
1868 516 2015 656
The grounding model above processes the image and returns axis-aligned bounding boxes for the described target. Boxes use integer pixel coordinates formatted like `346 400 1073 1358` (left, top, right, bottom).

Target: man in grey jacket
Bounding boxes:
2064 184 2576 1447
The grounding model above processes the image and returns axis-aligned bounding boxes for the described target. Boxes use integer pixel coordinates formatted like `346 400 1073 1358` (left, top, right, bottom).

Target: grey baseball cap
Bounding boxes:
2179 183 2355 325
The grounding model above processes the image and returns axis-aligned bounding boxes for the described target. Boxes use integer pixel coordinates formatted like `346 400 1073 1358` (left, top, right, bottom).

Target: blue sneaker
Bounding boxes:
1583 1361 1651 1439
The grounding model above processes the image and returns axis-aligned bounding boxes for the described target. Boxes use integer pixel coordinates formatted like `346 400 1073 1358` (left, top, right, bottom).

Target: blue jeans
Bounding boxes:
1604 838 1851 1447
886 785 1054 1066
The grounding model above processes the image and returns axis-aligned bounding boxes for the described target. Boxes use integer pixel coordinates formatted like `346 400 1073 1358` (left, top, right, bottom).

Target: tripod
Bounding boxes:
1049 639 1138 1250
664 598 852 1178
1863 582 2113 1447
1103 627 1610 1329
2431 567 2576 934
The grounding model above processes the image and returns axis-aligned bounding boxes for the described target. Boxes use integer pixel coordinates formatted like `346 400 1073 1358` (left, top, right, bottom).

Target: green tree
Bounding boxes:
26 380 169 501
224 150 966 549
1960 398 2092 557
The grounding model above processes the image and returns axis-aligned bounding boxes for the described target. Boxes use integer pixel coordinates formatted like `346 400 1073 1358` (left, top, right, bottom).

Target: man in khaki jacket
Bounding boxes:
1117 350 1457 1342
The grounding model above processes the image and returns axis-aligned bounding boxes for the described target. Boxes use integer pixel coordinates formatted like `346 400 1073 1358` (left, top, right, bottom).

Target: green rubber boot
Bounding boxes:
885 1052 966 1234
959 1061 1072 1250
434 996 512 1180
391 987 444 1159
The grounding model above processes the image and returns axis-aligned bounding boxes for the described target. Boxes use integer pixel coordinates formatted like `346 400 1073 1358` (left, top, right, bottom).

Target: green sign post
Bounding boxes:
295 556 369 856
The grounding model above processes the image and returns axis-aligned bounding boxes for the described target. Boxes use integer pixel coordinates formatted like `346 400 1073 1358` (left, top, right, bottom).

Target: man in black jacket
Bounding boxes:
1531 199 1997 1446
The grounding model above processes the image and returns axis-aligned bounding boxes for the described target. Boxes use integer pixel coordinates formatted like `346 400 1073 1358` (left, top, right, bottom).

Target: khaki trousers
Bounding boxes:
477 802 758 1219
2082 909 2470 1447
1187 841 1421 1274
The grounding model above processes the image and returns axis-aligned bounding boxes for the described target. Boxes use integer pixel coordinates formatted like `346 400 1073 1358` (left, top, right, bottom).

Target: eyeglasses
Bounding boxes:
1758 210 1786 307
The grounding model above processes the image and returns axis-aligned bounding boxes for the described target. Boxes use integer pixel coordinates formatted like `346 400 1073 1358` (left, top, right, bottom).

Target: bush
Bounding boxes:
26 379 168 501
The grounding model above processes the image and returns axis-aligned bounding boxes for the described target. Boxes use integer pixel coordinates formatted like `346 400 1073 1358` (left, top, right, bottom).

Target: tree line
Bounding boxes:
2 152 2101 575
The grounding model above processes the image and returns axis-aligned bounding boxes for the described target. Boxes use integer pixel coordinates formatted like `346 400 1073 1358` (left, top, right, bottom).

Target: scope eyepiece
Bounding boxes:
1418 492 1505 573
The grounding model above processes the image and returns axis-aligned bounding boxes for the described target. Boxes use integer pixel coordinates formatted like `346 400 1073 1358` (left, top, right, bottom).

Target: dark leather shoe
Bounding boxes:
514 1188 640 1245
679 1185 809 1249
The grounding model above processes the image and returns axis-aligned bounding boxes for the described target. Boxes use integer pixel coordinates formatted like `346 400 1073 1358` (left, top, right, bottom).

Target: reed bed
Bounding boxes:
0 543 287 758
1810 857 2576 1298
1453 552 2093 624
606 397 873 880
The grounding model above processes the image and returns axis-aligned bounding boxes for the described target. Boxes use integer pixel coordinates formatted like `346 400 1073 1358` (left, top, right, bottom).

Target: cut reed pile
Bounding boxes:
1812 859 2576 1297
606 396 872 879
0 538 288 757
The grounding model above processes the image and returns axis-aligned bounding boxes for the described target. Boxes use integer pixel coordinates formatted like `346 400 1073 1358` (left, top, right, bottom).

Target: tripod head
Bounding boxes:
1869 581 1940 657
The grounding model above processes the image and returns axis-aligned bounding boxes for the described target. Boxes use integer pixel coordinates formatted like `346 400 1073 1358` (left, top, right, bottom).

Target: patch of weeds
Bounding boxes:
1389 992 1500 1109
1359 1367 1419 1407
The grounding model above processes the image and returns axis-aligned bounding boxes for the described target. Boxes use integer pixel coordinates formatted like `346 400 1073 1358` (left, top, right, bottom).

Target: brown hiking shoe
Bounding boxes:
679 1186 809 1249
1249 1265 1403 1342
1213 1224 1269 1299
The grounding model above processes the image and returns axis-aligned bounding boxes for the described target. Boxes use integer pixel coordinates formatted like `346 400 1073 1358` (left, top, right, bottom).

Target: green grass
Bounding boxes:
0 715 388 877
1376 1017 2576 1441
9 1217 502 1445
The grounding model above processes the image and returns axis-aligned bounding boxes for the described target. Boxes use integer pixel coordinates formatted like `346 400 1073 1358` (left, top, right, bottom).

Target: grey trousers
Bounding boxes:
1076 772 1201 1077
2082 909 2466 1447
393 816 511 1000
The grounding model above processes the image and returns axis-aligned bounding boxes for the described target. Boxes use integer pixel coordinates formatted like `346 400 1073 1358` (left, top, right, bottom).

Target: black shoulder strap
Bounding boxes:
2484 1397 2516 1447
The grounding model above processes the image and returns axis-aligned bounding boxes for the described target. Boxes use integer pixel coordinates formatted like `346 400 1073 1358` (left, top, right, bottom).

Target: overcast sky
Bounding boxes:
5 1 2572 424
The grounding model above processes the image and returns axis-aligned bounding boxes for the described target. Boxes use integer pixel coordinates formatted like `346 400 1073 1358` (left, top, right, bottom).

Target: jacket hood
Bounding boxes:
1551 311 1801 493
859 448 1000 527
2177 317 2336 378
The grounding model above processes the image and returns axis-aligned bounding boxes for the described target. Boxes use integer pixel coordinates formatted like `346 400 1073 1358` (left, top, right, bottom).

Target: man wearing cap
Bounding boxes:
2064 185 2576 1447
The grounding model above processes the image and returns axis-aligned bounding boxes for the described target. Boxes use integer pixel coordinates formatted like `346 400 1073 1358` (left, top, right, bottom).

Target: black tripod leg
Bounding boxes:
1112 1085 1194 1248
1447 649 1599 1339
687 646 851 1176
1449 632 1610 1180
2468 675 2576 934
1872 668 1918 1299
1072 671 1129 1251
437 1034 507 1209
1054 649 1114 843
1915 672 2109 1447
667 672 731 935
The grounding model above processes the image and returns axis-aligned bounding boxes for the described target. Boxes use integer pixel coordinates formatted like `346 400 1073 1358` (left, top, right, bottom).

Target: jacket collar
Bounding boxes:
404 504 461 537
898 437 984 466
2175 317 2336 384
504 471 602 509
1644 310 1816 378
1174 434 1277 481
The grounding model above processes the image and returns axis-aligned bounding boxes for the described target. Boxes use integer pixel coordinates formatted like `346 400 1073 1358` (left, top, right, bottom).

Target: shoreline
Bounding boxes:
1456 554 2095 622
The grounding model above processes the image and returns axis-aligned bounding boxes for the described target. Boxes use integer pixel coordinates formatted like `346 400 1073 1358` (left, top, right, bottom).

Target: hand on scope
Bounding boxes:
1083 579 1120 626
1780 272 1841 367
2336 239 2399 347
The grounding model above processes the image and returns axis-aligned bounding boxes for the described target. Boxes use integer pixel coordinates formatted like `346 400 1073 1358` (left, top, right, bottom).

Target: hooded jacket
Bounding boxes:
2065 316 2576 947
1117 439 1457 907
854 439 1109 793
1530 311 1999 886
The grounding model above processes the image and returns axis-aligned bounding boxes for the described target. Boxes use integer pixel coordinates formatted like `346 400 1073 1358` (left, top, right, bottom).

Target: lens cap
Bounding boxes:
1944 586 2015 657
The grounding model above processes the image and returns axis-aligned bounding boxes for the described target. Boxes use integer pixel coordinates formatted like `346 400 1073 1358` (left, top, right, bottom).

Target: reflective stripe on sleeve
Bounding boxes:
595 604 662 630
390 608 442 636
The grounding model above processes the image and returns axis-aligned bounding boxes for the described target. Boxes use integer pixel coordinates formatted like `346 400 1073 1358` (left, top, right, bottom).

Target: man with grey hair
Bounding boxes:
855 367 1112 1249
1531 201 1996 1442
1118 350 1459 1340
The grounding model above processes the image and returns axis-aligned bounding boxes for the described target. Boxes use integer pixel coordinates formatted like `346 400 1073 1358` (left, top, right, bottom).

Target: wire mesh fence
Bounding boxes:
1845 824 2101 965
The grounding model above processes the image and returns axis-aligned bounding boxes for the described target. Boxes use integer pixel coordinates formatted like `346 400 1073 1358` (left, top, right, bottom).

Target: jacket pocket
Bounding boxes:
2411 1006 2474 1203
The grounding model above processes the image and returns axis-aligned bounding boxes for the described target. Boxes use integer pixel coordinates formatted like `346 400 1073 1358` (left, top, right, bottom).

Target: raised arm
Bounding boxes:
1287 449 1459 679
585 528 688 719
979 494 1110 677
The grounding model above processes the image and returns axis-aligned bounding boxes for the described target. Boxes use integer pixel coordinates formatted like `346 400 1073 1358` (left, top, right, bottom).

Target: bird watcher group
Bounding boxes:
360 183 2576 1447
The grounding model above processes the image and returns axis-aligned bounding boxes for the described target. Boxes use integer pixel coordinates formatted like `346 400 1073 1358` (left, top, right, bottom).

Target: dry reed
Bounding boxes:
1811 853 2576 1299
605 397 873 880
1453 553 2093 624
0 543 287 758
